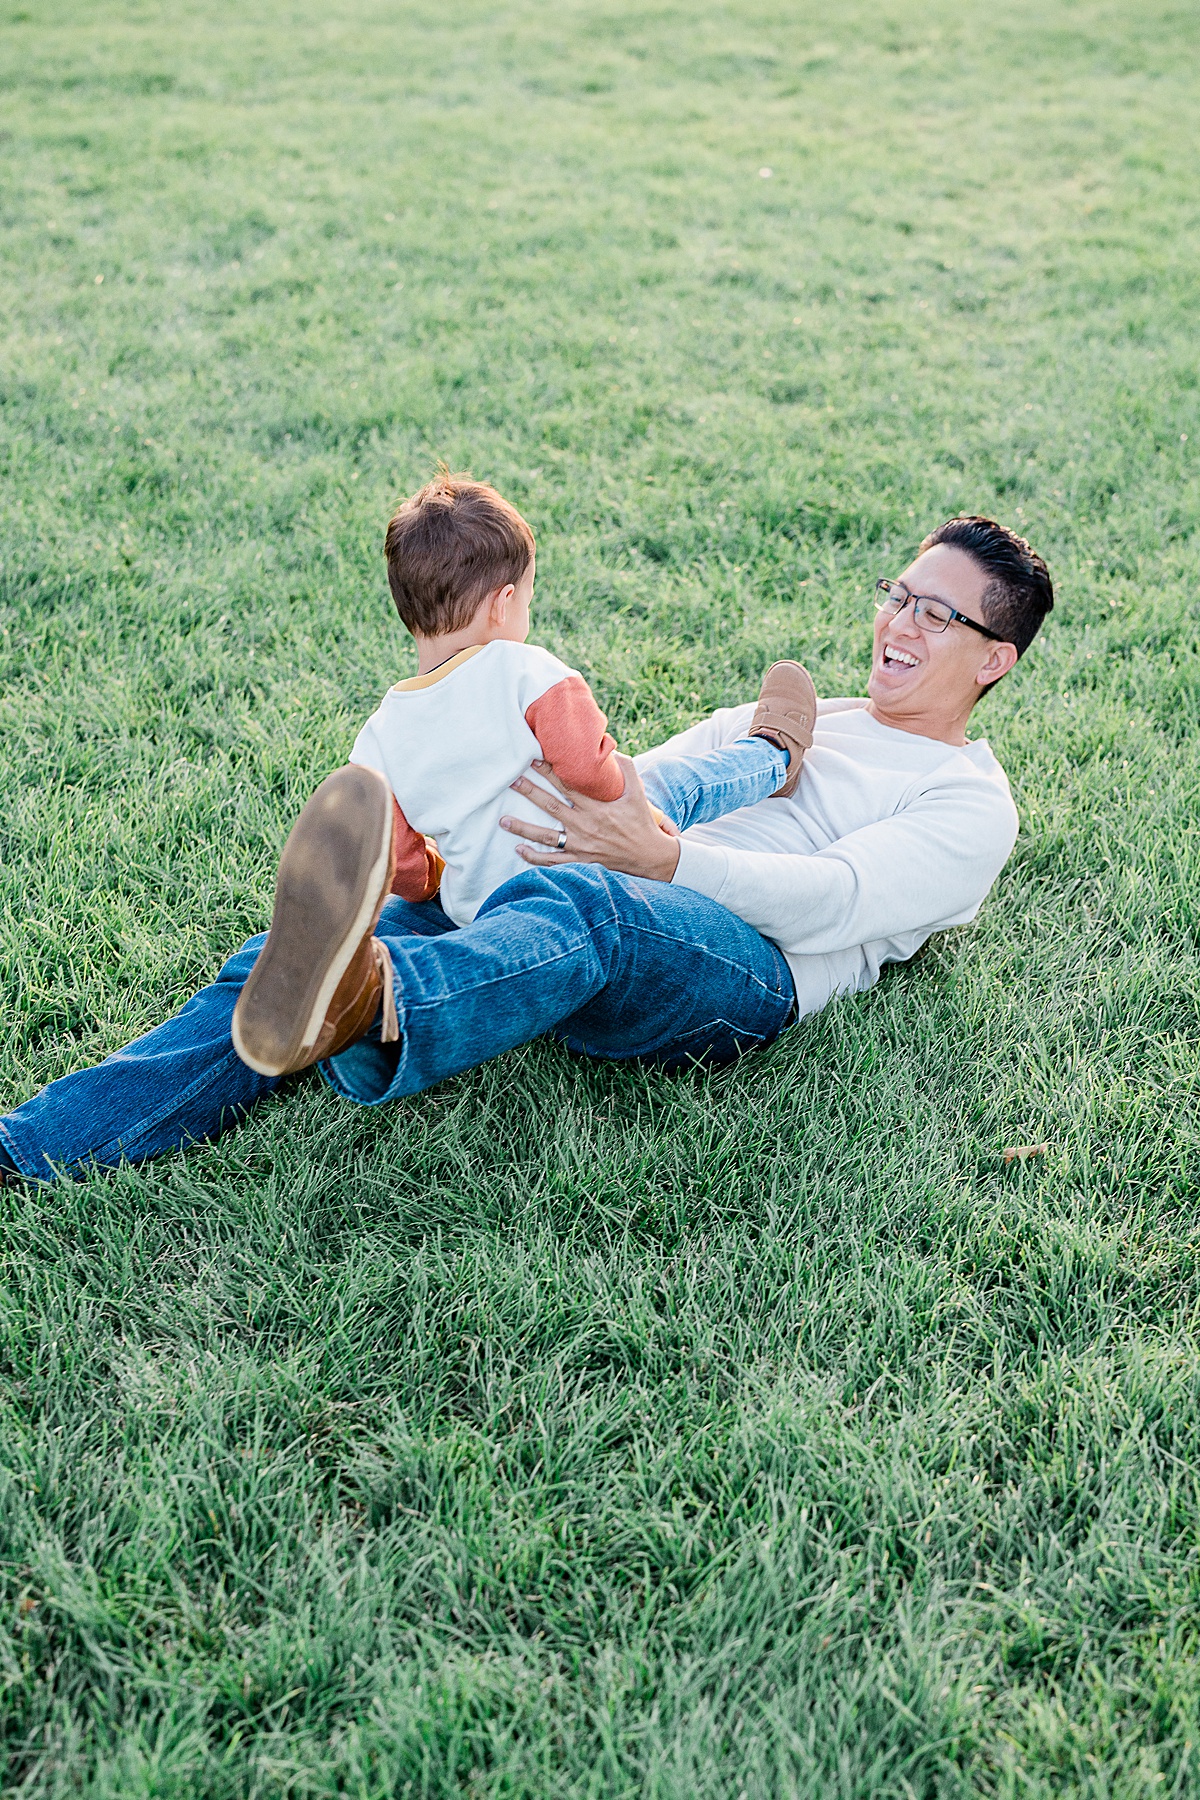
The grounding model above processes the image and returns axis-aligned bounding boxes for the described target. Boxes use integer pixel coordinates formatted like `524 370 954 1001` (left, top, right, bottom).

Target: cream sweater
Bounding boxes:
636 698 1019 1021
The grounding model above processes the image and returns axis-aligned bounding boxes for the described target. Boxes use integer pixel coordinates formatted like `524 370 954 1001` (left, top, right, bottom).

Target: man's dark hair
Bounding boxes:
919 515 1054 660
384 470 535 636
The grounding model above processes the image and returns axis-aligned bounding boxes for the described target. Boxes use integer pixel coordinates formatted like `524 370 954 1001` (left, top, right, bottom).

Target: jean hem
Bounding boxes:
318 1054 406 1108
0 1119 43 1183
320 929 600 1107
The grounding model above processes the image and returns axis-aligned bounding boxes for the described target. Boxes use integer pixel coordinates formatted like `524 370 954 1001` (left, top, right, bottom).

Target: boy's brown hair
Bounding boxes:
384 471 535 636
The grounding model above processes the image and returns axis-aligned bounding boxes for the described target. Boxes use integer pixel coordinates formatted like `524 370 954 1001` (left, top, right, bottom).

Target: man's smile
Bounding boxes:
880 641 921 670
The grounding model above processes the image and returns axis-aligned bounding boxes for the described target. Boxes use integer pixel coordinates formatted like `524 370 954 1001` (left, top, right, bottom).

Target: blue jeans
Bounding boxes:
640 735 787 832
1 740 794 1182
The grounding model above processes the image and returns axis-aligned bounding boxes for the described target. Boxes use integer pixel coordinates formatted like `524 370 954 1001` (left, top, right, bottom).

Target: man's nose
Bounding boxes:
890 597 922 635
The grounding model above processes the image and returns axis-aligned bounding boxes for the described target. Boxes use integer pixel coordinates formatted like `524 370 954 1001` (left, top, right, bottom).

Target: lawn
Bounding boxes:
2 0 1200 1791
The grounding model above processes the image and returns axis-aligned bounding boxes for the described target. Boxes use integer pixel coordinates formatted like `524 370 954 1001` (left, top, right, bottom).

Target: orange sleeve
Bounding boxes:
389 796 444 902
524 674 625 801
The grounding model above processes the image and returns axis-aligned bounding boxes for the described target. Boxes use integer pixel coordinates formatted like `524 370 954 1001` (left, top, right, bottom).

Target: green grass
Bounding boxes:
3 0 1200 1791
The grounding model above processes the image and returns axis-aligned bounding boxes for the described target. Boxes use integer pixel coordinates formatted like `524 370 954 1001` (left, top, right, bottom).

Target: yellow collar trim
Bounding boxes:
391 643 485 692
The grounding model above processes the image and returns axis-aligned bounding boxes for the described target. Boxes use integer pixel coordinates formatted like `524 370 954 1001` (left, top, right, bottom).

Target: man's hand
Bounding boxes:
499 754 681 882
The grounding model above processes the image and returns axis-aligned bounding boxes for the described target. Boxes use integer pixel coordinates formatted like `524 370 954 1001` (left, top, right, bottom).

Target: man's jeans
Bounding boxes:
1 738 795 1182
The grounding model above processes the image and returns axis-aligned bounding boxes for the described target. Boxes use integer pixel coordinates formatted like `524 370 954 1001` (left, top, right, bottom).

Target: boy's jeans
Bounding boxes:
640 735 788 838
1 738 795 1182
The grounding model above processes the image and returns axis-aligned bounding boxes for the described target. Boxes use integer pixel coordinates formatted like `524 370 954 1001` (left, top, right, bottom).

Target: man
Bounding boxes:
0 515 1053 1184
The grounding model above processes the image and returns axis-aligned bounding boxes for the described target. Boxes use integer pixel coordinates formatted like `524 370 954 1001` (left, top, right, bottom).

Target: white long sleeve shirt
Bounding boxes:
636 697 1018 1021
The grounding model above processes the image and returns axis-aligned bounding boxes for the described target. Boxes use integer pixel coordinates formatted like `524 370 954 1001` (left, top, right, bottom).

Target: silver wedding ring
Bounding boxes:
555 826 568 852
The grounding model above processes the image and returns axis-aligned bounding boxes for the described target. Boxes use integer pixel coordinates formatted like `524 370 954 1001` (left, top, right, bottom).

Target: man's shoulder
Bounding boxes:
911 735 1016 813
934 732 1014 802
811 706 1019 837
815 702 1012 786
923 741 1019 853
957 735 1011 784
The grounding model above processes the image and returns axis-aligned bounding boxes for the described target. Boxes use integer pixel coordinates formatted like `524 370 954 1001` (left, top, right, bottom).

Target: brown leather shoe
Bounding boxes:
232 765 400 1078
748 660 818 798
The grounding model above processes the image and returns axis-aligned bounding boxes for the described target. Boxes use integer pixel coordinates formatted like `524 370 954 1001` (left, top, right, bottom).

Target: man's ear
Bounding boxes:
976 640 1019 689
487 582 516 626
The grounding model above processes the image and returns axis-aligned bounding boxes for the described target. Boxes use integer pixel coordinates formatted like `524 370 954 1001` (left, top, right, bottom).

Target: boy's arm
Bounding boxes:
389 797 444 902
524 674 625 801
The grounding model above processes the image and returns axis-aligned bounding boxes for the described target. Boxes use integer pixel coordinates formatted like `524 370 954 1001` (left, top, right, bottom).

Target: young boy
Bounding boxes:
231 472 817 1078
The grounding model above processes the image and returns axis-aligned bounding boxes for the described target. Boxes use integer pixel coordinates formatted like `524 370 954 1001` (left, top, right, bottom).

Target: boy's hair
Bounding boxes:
384 472 536 636
919 515 1054 659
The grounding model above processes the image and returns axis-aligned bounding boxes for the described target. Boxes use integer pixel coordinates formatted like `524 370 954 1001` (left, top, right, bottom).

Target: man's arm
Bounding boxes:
670 775 1018 957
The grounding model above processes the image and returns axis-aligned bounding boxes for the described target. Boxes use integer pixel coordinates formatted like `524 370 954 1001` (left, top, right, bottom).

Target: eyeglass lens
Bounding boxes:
877 583 953 632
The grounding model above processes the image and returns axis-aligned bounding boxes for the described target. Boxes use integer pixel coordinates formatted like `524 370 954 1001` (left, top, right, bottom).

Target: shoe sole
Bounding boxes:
231 765 394 1077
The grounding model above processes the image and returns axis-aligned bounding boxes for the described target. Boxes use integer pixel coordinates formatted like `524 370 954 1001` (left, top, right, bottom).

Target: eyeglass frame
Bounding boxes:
874 578 1005 642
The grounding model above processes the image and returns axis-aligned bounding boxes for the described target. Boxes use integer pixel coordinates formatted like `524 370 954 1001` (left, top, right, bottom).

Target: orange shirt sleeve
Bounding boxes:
389 795 444 902
524 674 625 801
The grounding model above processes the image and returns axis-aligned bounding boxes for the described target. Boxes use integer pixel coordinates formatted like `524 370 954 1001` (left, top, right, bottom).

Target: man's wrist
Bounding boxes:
648 833 681 882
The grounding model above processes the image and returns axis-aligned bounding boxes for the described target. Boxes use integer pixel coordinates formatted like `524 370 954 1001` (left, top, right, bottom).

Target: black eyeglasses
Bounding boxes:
874 578 1004 641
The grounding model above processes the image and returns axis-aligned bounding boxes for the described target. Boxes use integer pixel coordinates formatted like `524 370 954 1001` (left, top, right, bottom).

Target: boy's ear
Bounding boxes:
488 582 516 625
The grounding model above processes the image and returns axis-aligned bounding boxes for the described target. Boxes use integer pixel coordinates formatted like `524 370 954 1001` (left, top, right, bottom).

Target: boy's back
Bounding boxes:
350 639 619 924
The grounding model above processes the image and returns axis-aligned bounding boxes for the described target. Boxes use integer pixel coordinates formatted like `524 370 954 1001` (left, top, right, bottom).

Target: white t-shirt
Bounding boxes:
636 698 1018 1021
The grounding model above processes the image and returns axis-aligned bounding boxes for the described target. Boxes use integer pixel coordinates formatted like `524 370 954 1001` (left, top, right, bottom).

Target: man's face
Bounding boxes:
866 543 1012 730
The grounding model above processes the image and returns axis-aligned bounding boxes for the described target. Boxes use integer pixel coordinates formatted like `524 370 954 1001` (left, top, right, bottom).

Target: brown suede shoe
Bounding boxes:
748 660 818 798
232 765 399 1078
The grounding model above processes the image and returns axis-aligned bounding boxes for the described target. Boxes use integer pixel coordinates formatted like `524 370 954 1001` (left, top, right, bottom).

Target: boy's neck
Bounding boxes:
413 624 495 675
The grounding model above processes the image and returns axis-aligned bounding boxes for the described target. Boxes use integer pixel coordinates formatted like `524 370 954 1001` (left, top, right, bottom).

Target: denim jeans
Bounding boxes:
640 734 787 832
1 739 794 1181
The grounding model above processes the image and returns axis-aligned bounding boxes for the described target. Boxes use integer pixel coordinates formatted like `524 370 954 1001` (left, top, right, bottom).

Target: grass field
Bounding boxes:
3 0 1200 1792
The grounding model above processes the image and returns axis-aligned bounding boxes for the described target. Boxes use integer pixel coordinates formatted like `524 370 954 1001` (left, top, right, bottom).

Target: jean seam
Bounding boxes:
380 944 592 1009
613 921 790 1004
84 1043 257 1169
379 922 610 1018
562 999 790 1062
578 1013 774 1054
380 920 783 1023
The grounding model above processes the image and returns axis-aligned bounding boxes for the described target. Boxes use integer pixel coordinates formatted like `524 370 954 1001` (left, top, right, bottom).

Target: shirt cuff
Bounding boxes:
671 837 732 899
